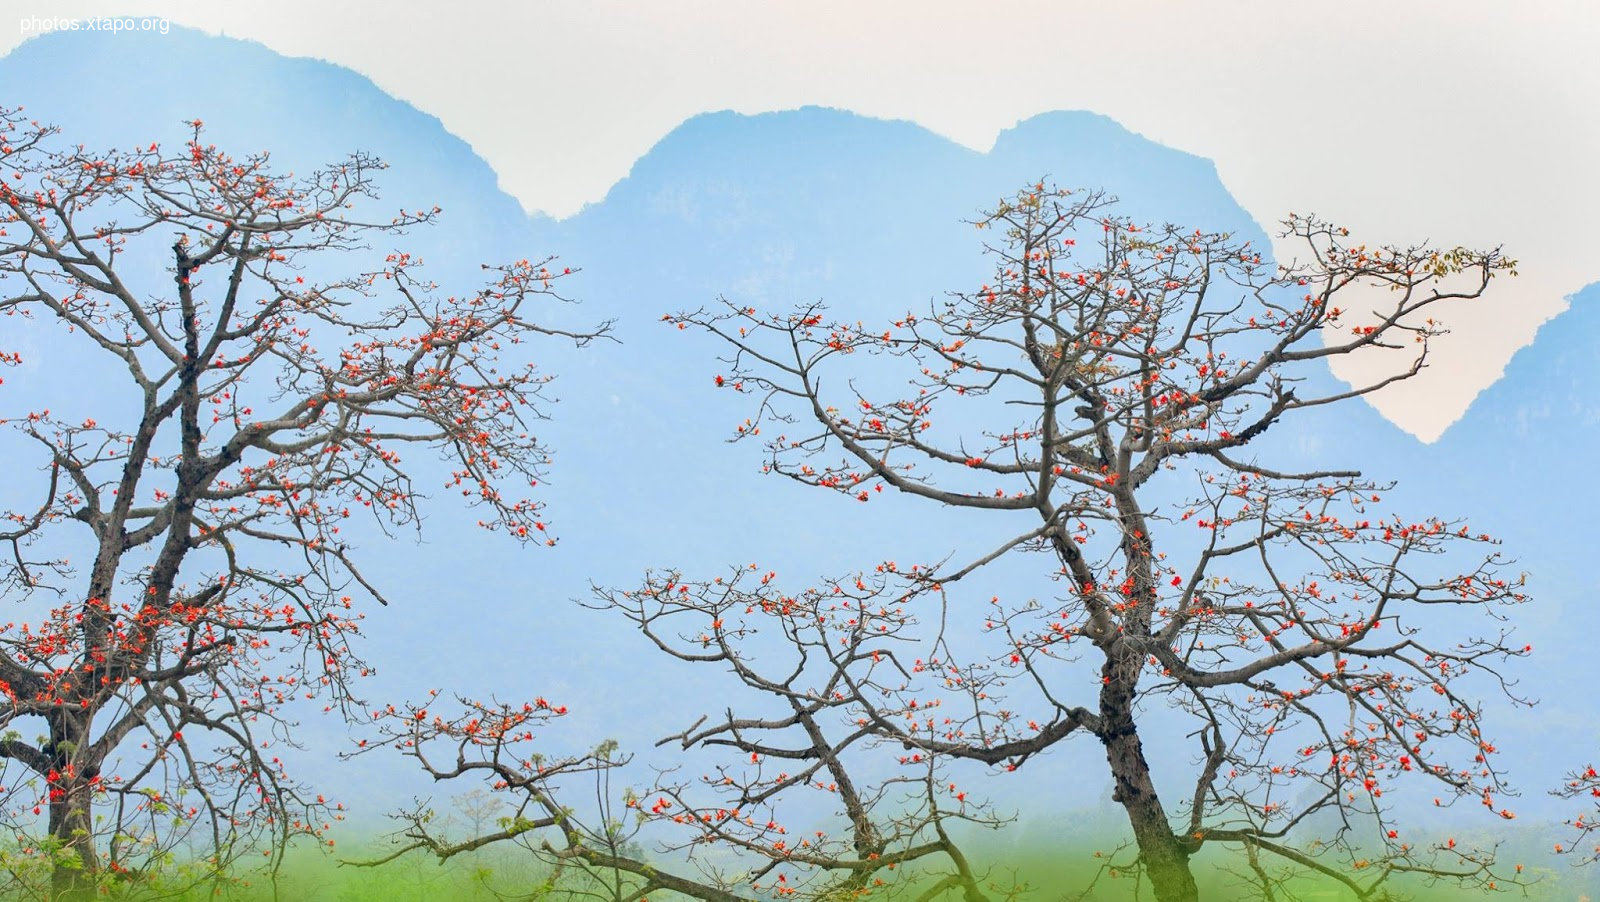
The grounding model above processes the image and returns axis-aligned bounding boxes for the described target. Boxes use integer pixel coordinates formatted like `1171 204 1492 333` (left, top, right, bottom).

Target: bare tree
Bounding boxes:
0 109 604 898
452 788 507 841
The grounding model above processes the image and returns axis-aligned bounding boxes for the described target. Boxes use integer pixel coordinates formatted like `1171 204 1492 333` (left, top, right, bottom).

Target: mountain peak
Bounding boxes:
1440 281 1600 445
3 25 528 256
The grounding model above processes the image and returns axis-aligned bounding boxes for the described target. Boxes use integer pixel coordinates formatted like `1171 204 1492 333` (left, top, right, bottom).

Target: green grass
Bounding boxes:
2 837 1593 900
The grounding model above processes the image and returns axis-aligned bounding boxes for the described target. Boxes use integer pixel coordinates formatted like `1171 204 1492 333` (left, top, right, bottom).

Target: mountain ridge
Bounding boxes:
2 26 1592 834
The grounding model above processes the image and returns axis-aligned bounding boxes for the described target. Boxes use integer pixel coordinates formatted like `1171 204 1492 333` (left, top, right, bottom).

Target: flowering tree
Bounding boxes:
1555 767 1600 862
355 565 1017 901
0 108 602 898
652 185 1530 902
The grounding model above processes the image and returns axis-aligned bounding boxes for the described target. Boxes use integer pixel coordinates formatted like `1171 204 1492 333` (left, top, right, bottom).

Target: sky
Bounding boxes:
4 1 1596 439
3 0 1600 867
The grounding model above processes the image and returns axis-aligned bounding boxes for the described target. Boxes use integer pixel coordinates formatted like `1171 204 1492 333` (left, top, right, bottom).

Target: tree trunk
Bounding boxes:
47 714 98 901
1101 651 1199 902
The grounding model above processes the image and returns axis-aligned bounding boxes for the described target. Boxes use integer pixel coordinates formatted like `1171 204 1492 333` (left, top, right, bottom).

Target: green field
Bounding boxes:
6 835 1583 902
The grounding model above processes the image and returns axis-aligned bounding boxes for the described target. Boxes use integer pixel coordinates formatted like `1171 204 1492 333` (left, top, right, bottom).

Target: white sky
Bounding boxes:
5 0 1596 440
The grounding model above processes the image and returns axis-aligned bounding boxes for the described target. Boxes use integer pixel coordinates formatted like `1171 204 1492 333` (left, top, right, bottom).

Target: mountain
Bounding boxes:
1431 282 1600 646
0 27 529 260
2 27 1593 841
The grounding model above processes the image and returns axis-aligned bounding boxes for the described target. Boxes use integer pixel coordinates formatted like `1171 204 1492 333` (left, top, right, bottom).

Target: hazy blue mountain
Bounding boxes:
2 27 1593 850
0 28 529 260
1429 283 1600 664
1437 282 1600 470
